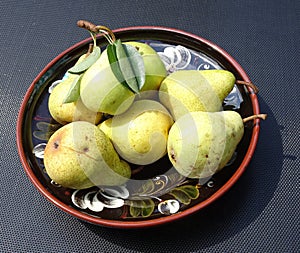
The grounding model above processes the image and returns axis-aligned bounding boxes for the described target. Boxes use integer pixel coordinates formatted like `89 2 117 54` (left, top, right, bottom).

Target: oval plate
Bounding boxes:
17 26 260 229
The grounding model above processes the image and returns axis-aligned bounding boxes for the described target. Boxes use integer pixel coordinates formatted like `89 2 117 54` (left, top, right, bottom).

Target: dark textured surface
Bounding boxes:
1 0 299 252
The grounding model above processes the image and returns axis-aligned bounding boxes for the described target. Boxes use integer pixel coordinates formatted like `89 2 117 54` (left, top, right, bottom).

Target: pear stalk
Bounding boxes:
236 80 259 93
86 43 94 56
77 20 116 44
242 114 267 123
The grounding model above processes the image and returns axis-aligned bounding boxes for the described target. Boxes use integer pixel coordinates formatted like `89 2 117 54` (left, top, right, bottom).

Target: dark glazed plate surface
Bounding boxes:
17 26 260 229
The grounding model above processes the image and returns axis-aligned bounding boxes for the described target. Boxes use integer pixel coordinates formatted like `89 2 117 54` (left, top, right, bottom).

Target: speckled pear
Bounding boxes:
167 111 244 179
44 121 131 189
98 99 174 165
48 55 102 125
159 70 236 120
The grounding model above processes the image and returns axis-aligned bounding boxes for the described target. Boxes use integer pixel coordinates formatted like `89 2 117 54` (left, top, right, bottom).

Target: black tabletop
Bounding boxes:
1 1 299 252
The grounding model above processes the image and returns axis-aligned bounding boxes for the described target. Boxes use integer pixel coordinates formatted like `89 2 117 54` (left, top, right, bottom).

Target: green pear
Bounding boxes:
159 70 236 120
48 54 102 125
167 111 244 179
44 121 131 189
80 49 135 115
98 99 174 165
80 42 167 114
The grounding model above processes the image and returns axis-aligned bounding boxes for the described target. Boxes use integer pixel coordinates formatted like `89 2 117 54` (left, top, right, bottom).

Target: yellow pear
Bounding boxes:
44 121 131 189
48 77 102 125
99 99 174 165
159 69 236 120
48 54 102 125
167 111 244 179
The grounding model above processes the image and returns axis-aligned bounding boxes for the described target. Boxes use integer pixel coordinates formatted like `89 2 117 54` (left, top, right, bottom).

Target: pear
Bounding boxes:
98 99 174 165
80 42 167 115
159 70 236 120
48 55 102 125
44 121 131 189
80 49 135 115
167 111 244 179
48 76 103 125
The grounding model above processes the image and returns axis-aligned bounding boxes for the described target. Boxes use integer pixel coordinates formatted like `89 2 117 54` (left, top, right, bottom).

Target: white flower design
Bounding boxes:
158 45 191 73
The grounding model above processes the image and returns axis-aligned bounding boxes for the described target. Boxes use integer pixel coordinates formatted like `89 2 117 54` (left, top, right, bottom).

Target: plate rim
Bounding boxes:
16 25 261 229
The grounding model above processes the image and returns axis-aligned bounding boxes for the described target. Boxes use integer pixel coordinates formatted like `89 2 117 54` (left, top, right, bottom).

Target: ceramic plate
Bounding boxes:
17 27 261 228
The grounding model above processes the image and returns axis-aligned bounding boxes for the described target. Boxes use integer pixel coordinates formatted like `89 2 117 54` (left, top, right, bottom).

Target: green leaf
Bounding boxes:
68 46 101 74
115 40 139 93
107 39 146 94
62 74 82 103
123 43 145 90
107 43 130 90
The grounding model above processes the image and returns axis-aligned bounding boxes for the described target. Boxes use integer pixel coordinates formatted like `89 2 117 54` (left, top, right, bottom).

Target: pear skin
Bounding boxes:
80 49 135 115
48 76 102 125
167 111 244 179
159 70 236 120
44 121 131 189
99 99 174 165
48 54 102 125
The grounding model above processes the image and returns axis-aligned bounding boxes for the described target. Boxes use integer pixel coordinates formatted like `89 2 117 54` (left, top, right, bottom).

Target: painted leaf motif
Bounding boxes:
141 199 155 217
169 189 191 205
129 204 141 217
136 180 155 196
63 74 82 103
129 199 155 218
33 122 61 141
35 121 59 132
179 185 199 199
68 46 101 74
169 185 199 205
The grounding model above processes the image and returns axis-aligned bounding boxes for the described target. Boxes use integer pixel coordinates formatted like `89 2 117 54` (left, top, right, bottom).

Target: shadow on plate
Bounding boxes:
82 96 283 252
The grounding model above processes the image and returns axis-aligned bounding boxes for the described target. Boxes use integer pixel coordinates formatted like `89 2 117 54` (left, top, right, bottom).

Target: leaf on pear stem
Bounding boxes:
123 43 145 91
107 43 131 90
107 39 145 93
68 46 101 74
62 74 82 103
115 40 139 93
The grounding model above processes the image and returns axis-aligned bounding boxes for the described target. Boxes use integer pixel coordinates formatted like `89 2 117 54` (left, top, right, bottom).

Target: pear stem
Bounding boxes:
95 25 116 44
77 20 98 33
77 20 116 44
242 114 267 123
86 43 94 56
236 80 259 93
